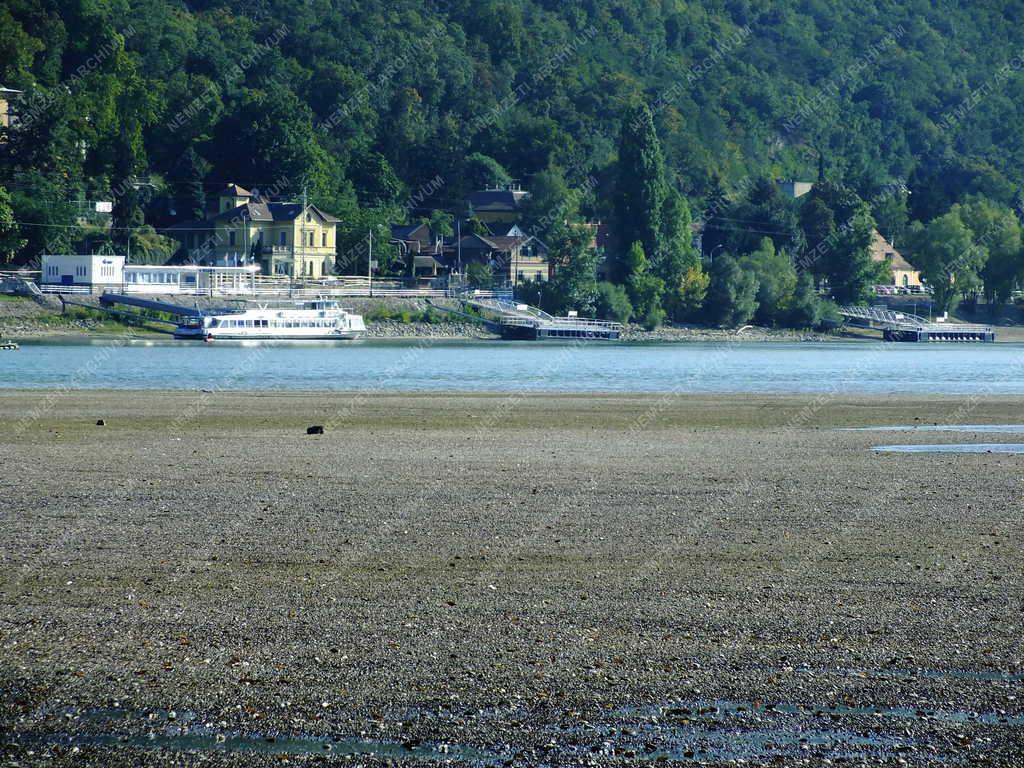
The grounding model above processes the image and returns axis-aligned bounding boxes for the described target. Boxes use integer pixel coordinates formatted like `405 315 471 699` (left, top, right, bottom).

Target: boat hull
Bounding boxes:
174 328 363 341
500 325 620 340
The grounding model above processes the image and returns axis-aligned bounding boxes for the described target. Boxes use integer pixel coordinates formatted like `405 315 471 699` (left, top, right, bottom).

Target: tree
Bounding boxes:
7 172 74 265
739 238 798 326
714 178 803 258
624 241 666 329
872 185 909 245
170 145 209 221
958 197 1023 305
786 272 832 329
521 164 578 243
542 226 599 316
464 153 510 194
466 261 493 288
704 254 759 327
654 188 700 289
595 282 633 323
426 209 454 237
0 185 25 262
612 104 666 283
905 209 984 315
801 182 883 304
208 87 341 204
665 264 710 322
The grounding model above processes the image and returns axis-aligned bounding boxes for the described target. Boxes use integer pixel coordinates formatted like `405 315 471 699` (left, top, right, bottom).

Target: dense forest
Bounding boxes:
3 0 1024 327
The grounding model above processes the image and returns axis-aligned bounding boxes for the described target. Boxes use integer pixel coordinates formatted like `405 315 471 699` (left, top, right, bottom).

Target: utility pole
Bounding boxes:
456 218 462 287
300 185 307 280
367 227 373 297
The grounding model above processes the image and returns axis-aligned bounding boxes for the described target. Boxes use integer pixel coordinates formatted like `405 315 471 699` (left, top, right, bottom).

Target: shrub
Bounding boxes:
595 281 633 324
703 254 759 327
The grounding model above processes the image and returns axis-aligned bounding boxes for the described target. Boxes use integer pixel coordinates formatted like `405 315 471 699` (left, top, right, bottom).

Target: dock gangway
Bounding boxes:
463 297 622 340
838 305 994 342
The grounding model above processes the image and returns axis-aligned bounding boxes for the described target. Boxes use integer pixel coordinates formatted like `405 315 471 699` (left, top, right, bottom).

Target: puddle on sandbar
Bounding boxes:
843 424 1024 433
18 706 497 763
673 699 1024 727
594 696 1024 763
872 443 1024 454
646 699 1022 762
793 667 1024 683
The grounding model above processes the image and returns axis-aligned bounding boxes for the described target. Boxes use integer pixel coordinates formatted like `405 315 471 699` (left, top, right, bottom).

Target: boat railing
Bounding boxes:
499 315 622 330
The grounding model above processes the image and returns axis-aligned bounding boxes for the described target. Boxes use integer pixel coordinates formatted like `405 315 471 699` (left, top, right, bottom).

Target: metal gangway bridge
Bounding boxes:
839 305 994 342
462 297 623 340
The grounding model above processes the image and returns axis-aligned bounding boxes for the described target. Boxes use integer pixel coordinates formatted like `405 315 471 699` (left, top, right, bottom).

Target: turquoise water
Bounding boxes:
1 339 1023 393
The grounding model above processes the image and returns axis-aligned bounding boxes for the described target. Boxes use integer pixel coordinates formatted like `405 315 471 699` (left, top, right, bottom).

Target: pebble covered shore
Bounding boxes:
1 391 1022 765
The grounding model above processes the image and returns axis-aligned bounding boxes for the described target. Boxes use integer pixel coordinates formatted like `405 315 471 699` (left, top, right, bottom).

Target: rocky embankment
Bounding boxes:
619 324 834 342
0 294 839 342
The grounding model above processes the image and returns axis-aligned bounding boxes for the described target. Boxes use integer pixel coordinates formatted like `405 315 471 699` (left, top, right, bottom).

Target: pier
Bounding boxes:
839 305 995 343
463 298 622 340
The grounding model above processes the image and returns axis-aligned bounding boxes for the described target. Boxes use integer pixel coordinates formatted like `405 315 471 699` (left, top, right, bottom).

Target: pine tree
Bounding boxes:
173 146 209 221
655 189 700 287
613 104 666 283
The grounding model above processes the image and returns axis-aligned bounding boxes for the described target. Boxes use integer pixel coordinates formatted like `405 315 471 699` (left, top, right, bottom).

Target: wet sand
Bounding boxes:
1 390 1022 765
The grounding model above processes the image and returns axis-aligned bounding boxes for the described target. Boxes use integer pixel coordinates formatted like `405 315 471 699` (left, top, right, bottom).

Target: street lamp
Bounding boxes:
706 243 725 264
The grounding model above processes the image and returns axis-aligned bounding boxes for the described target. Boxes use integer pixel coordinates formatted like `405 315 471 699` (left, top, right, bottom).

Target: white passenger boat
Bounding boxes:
174 298 365 340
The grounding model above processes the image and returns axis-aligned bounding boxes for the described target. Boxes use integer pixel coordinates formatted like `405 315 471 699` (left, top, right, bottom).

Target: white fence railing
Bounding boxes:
39 284 92 294
30 279 515 301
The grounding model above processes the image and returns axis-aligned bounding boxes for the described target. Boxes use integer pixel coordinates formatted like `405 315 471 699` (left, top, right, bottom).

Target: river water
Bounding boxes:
1 339 1023 394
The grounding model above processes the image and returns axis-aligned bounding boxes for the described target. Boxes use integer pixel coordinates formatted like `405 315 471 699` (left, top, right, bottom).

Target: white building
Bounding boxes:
41 254 125 290
122 264 259 295
39 254 259 295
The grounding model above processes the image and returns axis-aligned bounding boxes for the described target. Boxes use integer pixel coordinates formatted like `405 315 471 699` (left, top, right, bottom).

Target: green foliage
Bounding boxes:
520 164 578 244
665 265 710 322
595 281 633 324
704 254 759 328
426 210 454 237
905 207 986 314
872 187 909 245
0 185 26 262
464 153 510 198
654 189 700 288
624 242 666 329
364 304 443 324
799 182 881 304
4 0 1024 300
959 197 1023 304
739 238 798 327
786 273 833 329
465 261 493 288
613 105 666 283
541 230 600 317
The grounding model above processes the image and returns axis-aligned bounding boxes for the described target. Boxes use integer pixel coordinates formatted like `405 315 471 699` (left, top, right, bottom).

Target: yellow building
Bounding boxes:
0 86 22 130
167 184 339 279
871 230 921 289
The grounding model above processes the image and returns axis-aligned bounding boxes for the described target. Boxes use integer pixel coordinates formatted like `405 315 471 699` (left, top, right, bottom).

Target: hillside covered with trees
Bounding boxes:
3 0 1024 327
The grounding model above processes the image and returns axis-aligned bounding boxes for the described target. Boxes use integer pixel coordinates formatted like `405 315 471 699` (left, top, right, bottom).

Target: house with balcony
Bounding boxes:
165 184 339 279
